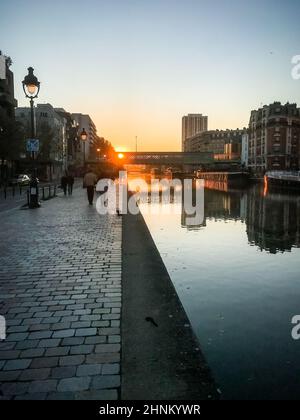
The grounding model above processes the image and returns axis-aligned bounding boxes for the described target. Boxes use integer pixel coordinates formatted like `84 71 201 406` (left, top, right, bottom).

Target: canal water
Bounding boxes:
136 181 300 400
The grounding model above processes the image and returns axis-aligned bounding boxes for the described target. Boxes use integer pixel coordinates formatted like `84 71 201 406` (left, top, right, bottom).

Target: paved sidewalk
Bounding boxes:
0 188 122 400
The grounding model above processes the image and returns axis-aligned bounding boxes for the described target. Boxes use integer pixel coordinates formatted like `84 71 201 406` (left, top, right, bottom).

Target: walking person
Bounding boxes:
67 173 75 195
60 172 68 196
83 168 98 205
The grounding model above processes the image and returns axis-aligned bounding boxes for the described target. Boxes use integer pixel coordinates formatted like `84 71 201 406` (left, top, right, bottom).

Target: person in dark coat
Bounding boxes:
67 173 75 195
61 173 68 196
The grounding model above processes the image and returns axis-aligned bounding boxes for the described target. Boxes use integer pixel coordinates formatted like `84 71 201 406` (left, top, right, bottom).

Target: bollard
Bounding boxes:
29 175 40 209
42 187 45 201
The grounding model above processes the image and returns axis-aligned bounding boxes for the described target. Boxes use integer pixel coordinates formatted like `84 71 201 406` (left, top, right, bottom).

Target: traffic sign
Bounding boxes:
26 139 39 153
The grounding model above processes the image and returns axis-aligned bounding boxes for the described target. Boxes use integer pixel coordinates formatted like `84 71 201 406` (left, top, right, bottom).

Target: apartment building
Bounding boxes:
182 114 208 151
248 102 300 173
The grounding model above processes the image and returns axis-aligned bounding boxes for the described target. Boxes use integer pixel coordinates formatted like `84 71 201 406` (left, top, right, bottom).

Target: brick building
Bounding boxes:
248 102 300 173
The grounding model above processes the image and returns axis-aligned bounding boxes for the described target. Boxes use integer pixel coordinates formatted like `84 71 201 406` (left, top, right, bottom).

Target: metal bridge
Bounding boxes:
117 151 214 165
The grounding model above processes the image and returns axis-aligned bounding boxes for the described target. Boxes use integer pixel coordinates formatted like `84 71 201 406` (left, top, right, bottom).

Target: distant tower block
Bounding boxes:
182 114 208 151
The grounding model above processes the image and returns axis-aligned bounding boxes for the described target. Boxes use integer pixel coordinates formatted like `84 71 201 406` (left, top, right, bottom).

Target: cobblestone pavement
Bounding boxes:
0 187 122 400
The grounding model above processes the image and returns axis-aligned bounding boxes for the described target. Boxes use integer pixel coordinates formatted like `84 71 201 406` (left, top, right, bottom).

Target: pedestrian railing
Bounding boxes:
0 185 27 200
0 184 58 202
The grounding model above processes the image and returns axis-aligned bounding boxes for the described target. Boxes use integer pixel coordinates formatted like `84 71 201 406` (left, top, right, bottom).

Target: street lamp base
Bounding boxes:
29 177 40 209
29 201 41 209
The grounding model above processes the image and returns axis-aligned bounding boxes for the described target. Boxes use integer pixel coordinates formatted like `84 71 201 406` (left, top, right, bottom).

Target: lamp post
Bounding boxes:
22 67 40 208
80 128 87 168
97 148 101 161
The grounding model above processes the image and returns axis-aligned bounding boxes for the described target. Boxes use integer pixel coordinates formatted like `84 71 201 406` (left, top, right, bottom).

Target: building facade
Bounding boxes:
182 114 208 151
185 128 245 160
16 104 69 180
248 102 300 173
0 52 18 182
71 113 97 163
241 133 249 167
0 52 17 119
55 109 80 167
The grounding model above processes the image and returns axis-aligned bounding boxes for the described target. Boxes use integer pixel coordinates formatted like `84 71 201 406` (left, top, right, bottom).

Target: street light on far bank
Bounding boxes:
97 148 101 160
80 128 88 167
22 67 40 209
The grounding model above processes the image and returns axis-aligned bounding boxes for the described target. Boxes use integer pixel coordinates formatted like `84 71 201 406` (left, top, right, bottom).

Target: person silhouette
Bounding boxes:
83 168 98 205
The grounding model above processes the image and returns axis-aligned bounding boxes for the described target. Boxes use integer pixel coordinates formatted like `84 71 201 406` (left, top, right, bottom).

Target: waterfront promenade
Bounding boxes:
0 188 122 399
0 186 216 400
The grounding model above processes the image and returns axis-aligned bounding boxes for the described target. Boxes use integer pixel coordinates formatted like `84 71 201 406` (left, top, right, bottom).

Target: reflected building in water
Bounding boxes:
181 184 245 230
246 186 300 254
180 181 300 253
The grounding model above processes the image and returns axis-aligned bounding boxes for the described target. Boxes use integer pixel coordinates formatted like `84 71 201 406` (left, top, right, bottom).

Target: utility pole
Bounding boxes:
135 136 138 153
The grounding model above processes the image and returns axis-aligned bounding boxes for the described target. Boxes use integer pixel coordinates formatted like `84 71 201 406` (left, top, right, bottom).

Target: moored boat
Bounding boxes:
265 171 300 190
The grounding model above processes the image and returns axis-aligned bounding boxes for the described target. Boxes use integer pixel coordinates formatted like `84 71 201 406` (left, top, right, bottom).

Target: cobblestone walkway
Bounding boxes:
0 187 122 400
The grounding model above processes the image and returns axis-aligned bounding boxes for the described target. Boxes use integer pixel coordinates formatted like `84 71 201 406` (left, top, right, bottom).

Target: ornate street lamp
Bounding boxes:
22 67 40 140
97 148 101 160
81 128 88 166
22 67 40 208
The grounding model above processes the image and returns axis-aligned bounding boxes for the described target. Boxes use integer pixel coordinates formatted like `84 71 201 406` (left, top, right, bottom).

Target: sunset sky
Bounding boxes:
1 0 300 151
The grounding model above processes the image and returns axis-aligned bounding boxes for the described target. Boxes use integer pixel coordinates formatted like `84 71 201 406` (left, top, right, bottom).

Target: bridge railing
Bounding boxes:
120 152 214 165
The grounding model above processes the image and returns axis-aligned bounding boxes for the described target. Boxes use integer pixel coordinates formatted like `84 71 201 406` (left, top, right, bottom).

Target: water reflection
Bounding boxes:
181 183 300 254
135 177 300 400
181 187 245 230
246 187 300 254
128 174 300 253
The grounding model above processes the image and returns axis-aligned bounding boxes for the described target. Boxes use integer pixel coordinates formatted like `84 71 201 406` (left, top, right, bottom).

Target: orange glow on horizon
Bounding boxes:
118 153 125 159
115 146 127 152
